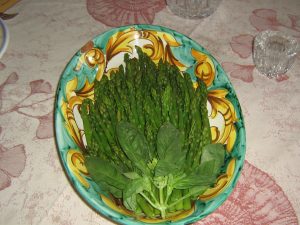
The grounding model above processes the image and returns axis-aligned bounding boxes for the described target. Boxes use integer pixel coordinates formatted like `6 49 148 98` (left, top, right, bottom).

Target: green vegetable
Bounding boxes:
80 47 226 219
86 156 127 193
117 121 151 176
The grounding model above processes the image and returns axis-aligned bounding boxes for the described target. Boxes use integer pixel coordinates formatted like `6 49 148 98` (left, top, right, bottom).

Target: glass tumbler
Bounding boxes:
166 0 222 19
253 30 299 78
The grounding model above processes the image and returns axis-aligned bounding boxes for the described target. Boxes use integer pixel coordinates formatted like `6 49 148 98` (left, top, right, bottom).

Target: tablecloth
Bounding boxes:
0 0 299 224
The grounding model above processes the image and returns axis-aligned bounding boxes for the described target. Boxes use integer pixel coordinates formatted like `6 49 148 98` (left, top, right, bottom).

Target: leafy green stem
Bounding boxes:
167 192 193 209
159 187 164 205
140 192 158 210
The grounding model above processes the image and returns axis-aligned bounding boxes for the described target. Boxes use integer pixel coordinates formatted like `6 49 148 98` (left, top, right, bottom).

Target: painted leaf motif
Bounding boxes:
0 170 11 191
17 96 53 117
222 62 255 83
75 45 106 81
230 34 254 59
36 112 54 139
249 9 281 31
5 72 18 84
62 102 85 150
66 150 89 188
0 144 26 191
208 89 238 152
62 76 96 150
0 144 26 177
191 49 215 87
105 28 186 71
29 79 52 94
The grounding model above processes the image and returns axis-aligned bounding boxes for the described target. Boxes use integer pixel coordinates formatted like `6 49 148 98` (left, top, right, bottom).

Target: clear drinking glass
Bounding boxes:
253 30 299 78
166 0 222 19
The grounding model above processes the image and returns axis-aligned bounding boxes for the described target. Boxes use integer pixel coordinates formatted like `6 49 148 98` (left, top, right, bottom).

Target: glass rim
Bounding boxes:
254 30 299 54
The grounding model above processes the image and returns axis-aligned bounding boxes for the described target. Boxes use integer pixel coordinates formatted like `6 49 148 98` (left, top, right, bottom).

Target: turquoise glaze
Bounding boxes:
55 24 246 225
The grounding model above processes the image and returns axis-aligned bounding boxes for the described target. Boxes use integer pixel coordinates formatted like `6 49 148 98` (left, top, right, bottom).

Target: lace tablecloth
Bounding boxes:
0 0 299 224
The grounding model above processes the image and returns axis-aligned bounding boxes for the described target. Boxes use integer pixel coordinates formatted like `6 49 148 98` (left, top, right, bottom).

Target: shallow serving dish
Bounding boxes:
54 24 246 225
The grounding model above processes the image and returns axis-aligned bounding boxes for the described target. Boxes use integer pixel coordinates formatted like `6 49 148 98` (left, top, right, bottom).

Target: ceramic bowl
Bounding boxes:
54 24 246 225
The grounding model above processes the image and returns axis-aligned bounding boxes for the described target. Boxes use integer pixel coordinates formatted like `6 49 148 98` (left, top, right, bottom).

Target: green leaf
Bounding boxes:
117 121 151 175
173 160 217 189
155 123 186 176
123 176 153 212
201 143 225 176
123 176 151 199
155 161 180 177
173 174 215 189
123 172 141 180
157 123 184 160
189 186 209 199
97 181 123 199
85 156 127 190
173 144 225 190
124 193 138 211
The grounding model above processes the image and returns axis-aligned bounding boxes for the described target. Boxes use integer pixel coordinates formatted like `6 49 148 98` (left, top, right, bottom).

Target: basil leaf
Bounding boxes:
123 176 151 199
97 181 123 199
155 123 186 176
155 161 180 177
124 193 138 211
189 186 209 199
85 156 127 190
123 172 141 180
201 143 225 176
117 122 151 175
157 122 184 160
173 160 216 189
123 176 152 212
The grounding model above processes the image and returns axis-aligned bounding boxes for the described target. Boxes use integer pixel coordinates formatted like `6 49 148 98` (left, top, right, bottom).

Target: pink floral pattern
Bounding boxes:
0 62 54 191
250 9 300 36
222 62 255 83
249 9 281 31
0 70 54 139
86 0 166 27
230 34 254 59
0 143 26 191
36 112 54 139
195 161 299 225
288 14 300 32
29 79 52 95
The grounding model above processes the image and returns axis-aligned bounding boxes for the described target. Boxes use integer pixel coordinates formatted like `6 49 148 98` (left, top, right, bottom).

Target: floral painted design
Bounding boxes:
249 9 282 32
225 9 300 83
0 72 54 139
86 0 166 27
230 34 254 59
0 142 26 190
222 62 255 83
0 62 54 191
250 9 300 35
196 161 299 225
